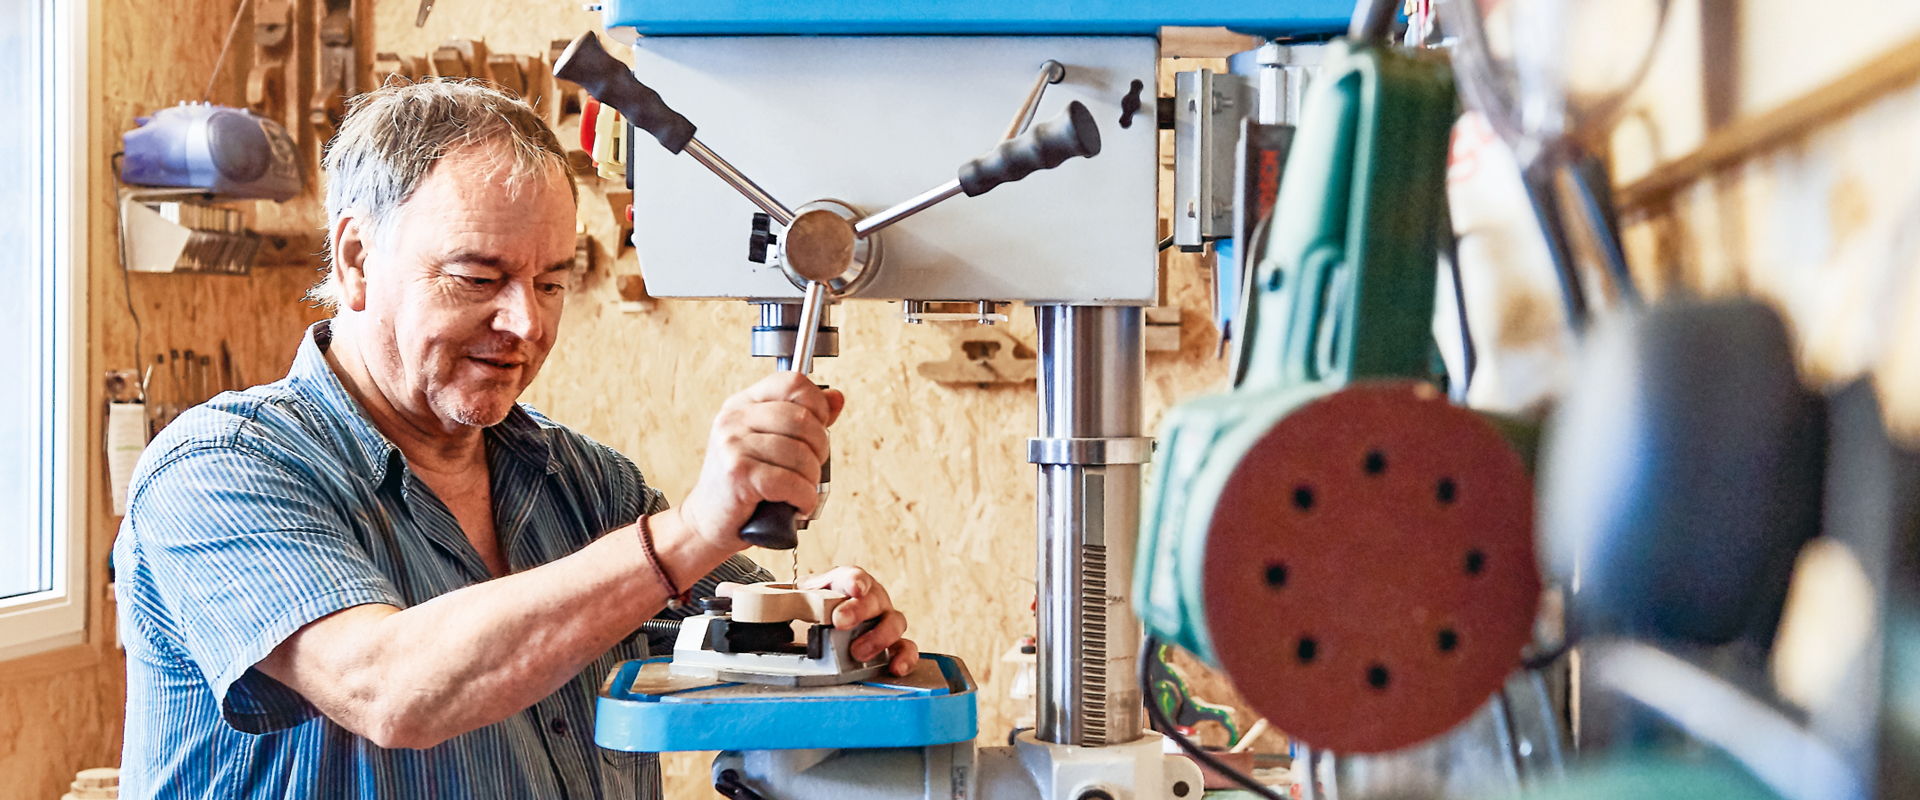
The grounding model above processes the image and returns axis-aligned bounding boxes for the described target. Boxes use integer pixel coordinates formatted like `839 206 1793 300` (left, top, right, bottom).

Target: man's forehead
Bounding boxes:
437 247 576 274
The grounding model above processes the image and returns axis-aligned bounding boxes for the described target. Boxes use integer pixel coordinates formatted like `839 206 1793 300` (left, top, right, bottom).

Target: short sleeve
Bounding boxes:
125 444 403 734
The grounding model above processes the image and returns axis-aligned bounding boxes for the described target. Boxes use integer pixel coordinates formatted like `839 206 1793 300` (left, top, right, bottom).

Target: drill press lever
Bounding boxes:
555 31 1103 550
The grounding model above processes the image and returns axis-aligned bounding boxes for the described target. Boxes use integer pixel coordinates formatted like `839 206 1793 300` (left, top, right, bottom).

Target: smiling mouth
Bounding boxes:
469 356 525 371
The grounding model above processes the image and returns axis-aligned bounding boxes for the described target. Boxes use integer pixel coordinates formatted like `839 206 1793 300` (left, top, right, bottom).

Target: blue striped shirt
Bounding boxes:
112 322 771 798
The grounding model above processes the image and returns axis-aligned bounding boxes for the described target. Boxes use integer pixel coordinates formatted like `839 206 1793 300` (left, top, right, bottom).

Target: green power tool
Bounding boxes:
1134 35 1541 755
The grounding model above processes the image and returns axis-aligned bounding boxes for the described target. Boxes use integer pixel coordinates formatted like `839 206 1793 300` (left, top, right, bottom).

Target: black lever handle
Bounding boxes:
957 100 1101 197
554 32 697 154
739 502 799 550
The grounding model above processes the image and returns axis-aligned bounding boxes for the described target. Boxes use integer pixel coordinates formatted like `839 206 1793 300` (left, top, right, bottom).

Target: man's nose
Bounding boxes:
491 280 543 341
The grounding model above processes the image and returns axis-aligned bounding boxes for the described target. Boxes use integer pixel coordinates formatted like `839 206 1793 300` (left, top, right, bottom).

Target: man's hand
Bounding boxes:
719 566 921 677
679 372 845 551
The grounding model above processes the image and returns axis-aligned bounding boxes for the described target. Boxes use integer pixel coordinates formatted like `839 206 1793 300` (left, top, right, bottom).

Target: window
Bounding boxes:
0 0 88 661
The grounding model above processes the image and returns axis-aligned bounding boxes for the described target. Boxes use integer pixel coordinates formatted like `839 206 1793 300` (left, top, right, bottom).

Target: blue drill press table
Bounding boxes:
596 654 980 752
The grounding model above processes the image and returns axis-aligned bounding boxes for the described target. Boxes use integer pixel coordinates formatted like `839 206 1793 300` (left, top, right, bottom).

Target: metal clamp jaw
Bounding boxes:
668 610 887 688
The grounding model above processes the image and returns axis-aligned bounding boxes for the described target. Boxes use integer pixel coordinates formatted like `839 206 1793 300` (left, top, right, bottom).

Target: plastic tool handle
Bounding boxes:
739 502 799 550
957 100 1101 197
553 32 697 154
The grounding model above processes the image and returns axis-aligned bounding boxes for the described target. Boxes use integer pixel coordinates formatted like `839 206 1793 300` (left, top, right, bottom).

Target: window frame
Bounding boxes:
0 0 91 662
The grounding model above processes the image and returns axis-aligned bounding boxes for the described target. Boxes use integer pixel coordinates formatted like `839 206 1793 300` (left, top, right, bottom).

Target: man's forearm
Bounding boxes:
260 507 734 749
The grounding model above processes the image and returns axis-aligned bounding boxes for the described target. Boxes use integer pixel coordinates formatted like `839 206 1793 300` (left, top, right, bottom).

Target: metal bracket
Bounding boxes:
1172 70 1248 250
1026 437 1154 466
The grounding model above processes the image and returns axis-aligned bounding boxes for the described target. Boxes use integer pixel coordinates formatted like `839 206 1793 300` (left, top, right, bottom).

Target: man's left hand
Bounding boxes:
719 566 920 676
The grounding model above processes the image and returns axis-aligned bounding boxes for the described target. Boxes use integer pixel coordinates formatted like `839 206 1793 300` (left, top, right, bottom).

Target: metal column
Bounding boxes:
1029 305 1152 747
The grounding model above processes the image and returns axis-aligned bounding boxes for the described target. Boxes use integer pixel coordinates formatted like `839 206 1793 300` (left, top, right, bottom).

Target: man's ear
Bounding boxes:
331 213 372 313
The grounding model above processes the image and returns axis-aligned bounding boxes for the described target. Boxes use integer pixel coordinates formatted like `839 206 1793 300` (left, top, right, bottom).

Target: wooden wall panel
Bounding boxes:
1 0 330 797
1608 2 1920 439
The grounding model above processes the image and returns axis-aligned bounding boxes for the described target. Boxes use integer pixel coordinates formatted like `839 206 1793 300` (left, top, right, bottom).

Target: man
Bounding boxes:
112 81 915 798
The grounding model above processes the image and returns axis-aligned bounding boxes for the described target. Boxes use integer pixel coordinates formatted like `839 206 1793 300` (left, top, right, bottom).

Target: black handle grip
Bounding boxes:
554 32 697 154
957 100 1101 197
739 501 799 550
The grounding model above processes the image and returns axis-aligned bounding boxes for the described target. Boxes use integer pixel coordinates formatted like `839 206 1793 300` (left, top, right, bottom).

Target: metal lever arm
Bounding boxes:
961 98 1102 196
555 32 795 225
736 281 830 551
554 32 695 152
854 101 1102 237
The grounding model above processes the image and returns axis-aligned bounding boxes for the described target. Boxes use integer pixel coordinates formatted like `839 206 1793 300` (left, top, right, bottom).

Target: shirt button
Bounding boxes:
550 717 570 737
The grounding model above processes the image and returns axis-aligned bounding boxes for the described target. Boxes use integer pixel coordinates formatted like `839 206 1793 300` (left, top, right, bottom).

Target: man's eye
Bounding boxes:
539 282 567 295
458 275 495 287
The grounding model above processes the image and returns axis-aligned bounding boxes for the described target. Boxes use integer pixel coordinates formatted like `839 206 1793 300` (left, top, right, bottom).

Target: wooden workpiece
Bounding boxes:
728 583 849 625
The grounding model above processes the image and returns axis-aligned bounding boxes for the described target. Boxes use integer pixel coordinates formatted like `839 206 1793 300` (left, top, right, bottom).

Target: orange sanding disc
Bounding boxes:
1203 381 1539 753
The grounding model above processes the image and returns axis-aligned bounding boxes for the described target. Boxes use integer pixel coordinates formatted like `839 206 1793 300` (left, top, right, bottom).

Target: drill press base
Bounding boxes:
710 730 1208 800
597 654 977 752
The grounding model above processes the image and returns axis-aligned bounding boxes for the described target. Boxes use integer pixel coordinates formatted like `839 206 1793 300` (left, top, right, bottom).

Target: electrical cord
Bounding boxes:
1139 633 1572 800
1139 635 1290 800
1520 639 1573 672
108 152 145 377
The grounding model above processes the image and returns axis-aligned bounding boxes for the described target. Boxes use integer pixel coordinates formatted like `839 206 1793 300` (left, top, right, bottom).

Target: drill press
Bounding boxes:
556 3 1507 799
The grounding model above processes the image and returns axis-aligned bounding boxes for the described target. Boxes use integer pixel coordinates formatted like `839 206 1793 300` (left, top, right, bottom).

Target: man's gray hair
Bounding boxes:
310 79 576 310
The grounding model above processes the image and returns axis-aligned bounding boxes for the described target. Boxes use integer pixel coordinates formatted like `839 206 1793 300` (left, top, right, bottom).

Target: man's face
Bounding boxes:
352 145 577 434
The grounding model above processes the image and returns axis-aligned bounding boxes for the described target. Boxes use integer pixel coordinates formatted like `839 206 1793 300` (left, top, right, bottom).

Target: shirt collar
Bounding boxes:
287 321 555 486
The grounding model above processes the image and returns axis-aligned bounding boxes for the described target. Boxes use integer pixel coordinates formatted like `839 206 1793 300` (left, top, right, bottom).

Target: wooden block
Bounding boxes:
729 582 848 624
432 39 490 81
373 52 422 87
605 190 635 252
487 53 527 96
1144 323 1182 352
915 327 1037 385
252 230 321 267
616 274 650 303
74 768 118 788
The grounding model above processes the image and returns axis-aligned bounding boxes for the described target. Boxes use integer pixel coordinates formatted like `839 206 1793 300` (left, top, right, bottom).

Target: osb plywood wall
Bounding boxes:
1 0 333 797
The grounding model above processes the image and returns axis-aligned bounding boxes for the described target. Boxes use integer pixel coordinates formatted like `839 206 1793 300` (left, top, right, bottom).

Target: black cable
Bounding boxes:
1520 640 1573 672
1158 235 1175 252
1443 219 1476 400
1139 635 1290 800
109 151 144 378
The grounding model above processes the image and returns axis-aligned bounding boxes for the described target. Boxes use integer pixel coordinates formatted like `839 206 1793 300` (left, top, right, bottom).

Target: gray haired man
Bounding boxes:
113 80 917 798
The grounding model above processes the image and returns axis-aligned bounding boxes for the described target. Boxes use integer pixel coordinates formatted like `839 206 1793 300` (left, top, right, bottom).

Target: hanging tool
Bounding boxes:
415 0 435 27
1136 15 1542 755
555 31 1101 549
311 0 357 142
246 0 296 136
1540 300 1824 647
